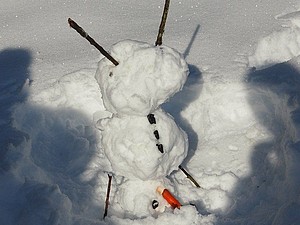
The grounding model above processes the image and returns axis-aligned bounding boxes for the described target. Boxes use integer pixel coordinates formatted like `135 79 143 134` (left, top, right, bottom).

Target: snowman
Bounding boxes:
95 39 189 218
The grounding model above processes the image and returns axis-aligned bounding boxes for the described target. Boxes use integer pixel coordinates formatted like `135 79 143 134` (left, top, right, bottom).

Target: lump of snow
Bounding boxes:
108 205 216 225
99 109 188 180
248 18 300 69
95 39 189 116
112 179 167 218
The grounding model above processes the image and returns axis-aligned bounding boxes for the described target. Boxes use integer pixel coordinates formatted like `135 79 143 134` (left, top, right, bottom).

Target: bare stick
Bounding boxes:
155 0 171 46
68 18 119 66
103 174 113 220
179 165 201 188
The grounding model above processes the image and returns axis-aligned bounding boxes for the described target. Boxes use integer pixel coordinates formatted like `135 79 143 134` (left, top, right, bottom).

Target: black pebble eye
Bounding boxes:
152 200 159 209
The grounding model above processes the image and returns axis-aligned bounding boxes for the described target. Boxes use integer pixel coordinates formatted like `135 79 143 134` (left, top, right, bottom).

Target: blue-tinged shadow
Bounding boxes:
0 48 111 225
162 24 203 166
0 48 32 171
162 65 202 166
218 63 300 224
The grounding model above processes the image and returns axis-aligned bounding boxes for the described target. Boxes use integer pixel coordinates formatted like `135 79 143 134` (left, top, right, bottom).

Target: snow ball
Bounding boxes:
113 179 166 218
95 39 189 116
100 109 188 180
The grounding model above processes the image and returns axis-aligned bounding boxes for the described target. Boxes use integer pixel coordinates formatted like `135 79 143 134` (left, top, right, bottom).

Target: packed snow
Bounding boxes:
98 108 188 180
96 40 188 116
1 0 300 225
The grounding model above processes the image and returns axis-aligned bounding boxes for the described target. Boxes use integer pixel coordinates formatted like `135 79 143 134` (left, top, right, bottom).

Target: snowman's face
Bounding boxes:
112 179 172 218
95 40 189 116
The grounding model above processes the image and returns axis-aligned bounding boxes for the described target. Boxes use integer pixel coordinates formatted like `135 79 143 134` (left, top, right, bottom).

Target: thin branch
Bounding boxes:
68 18 119 66
103 174 113 220
179 165 201 188
155 0 171 46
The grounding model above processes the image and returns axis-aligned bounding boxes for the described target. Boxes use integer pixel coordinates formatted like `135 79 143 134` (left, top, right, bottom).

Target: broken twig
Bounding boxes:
155 0 171 46
103 174 113 220
179 165 201 188
68 18 119 66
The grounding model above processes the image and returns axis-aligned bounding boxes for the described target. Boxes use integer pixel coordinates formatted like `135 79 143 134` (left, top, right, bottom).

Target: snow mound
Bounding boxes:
108 205 216 225
249 14 300 69
33 69 104 117
95 40 189 116
98 109 188 180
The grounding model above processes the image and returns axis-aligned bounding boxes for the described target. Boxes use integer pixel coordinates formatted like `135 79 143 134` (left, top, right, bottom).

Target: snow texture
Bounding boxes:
95 40 189 116
99 109 188 180
1 0 300 225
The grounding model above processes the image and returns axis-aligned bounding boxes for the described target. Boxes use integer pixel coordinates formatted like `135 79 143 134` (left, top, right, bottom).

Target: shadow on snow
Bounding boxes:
218 62 300 224
0 48 113 225
162 64 202 166
0 49 31 168
162 24 203 167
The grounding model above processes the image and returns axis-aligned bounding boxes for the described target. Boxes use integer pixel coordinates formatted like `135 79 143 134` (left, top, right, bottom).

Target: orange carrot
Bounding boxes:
156 186 181 209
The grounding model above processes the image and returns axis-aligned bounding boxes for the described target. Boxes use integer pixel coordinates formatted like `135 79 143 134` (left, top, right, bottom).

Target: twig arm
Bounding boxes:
179 165 201 188
103 174 113 219
68 18 119 66
155 0 171 46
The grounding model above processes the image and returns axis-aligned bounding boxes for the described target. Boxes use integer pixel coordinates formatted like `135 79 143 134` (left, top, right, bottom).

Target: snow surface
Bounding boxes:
1 0 300 224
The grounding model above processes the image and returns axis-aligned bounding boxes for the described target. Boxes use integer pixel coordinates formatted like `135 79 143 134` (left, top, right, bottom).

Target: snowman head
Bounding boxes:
95 39 189 116
112 179 179 218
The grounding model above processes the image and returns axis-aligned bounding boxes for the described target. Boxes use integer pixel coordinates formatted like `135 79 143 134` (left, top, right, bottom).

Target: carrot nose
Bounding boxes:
156 186 181 209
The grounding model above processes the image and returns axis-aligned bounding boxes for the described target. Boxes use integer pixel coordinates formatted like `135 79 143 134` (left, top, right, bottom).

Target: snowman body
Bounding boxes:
95 39 189 217
99 109 188 181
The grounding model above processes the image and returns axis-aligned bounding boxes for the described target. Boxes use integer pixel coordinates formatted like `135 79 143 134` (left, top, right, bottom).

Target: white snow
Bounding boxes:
99 109 187 180
249 14 300 69
2 0 300 225
96 40 188 116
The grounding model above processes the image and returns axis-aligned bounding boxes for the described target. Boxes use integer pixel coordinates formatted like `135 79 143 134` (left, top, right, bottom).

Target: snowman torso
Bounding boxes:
100 109 188 180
